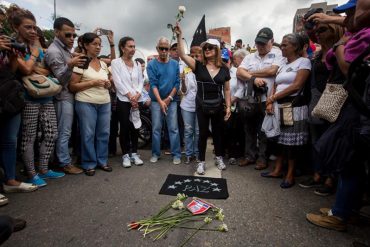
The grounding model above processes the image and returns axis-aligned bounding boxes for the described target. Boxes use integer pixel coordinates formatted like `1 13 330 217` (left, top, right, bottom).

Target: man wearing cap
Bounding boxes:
147 37 181 165
236 27 284 170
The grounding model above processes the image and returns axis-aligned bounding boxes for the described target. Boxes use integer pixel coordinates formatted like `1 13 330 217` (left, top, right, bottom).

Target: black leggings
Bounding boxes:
197 107 224 161
117 100 138 155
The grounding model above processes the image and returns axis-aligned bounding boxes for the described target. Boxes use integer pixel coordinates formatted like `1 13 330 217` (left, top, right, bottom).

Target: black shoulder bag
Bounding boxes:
0 69 25 116
196 77 222 115
238 79 262 118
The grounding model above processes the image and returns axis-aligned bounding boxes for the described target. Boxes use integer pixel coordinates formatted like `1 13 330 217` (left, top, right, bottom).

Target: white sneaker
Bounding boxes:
122 154 132 168
131 153 143 166
196 162 206 175
228 158 237 165
3 182 38 193
215 156 226 170
0 193 8 206
150 156 159 163
173 157 181 165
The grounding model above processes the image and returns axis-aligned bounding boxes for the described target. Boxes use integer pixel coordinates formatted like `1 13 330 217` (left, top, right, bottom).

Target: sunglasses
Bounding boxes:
65 32 77 39
158 47 169 51
203 45 216 51
315 27 329 34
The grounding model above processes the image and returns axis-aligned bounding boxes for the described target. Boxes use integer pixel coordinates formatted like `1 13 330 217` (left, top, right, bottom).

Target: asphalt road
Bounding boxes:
1 148 369 247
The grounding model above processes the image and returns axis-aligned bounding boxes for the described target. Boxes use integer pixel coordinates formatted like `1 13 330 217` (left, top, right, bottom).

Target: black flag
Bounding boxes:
190 15 207 47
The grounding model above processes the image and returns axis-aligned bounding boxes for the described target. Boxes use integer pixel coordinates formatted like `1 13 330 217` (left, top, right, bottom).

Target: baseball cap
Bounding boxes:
333 0 357 13
255 28 273 44
200 39 220 49
170 42 178 49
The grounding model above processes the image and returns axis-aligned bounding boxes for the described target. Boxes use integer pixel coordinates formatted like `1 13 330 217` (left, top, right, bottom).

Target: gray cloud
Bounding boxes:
11 0 346 57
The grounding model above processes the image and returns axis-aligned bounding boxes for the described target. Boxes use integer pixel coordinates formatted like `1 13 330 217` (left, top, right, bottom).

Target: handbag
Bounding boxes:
279 102 294 126
312 83 348 123
0 69 25 116
22 74 62 98
197 77 222 115
238 79 262 118
261 102 280 138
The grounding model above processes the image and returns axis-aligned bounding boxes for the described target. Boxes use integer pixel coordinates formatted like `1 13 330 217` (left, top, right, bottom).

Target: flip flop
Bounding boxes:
260 172 283 178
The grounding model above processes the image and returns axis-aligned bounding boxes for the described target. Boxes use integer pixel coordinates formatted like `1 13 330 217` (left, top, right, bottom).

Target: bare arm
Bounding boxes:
250 65 279 77
307 13 345 26
267 69 310 104
236 67 253 81
224 80 231 120
175 23 196 71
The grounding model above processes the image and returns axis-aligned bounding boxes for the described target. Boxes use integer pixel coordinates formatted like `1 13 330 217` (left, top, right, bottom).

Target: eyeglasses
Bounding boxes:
158 47 169 51
203 45 216 51
65 32 77 39
315 27 329 34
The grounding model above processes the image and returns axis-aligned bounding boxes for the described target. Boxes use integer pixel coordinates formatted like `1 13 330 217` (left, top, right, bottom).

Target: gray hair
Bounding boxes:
282 33 303 53
233 49 249 59
156 36 170 47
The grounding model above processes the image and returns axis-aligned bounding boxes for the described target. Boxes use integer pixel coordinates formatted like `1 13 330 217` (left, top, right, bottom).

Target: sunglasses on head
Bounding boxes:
158 47 169 51
65 32 77 39
315 27 329 34
203 45 216 51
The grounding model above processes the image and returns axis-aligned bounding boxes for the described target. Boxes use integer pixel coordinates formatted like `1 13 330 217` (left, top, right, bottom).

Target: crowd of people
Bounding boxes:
0 0 369 242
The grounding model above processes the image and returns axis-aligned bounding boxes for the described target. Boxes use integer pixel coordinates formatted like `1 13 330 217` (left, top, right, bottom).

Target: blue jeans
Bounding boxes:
0 113 21 181
55 100 74 167
181 109 199 157
151 101 181 158
75 101 111 170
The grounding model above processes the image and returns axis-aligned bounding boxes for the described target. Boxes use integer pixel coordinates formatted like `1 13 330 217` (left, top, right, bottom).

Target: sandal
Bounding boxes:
261 172 283 178
98 165 113 172
84 169 95 176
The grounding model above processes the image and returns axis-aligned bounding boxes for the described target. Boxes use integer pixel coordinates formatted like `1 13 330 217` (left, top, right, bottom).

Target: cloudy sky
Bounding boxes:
2 0 346 58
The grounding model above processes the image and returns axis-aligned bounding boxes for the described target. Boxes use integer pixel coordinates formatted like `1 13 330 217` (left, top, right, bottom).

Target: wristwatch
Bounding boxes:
168 95 174 101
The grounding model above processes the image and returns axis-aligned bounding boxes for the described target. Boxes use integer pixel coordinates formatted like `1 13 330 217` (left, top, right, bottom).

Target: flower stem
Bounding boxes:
179 222 208 247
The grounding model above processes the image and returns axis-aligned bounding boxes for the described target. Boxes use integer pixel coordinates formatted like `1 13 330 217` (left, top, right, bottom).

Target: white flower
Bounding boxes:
176 193 187 201
204 217 212 224
217 223 228 232
178 5 186 14
171 199 184 210
215 211 225 221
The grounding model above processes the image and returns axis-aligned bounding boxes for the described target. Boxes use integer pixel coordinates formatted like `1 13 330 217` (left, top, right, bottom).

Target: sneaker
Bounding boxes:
150 156 159 163
173 157 181 165
63 164 83 175
3 182 38 193
306 212 347 231
27 174 47 187
39 170 65 179
299 177 322 189
215 156 226 170
131 153 143 166
314 184 335 196
196 162 206 175
228 158 237 165
122 154 132 168
184 156 192 165
0 194 9 206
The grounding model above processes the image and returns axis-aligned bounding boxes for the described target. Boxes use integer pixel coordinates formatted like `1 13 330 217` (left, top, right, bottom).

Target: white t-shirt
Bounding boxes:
111 58 144 102
180 67 197 112
229 66 238 97
73 61 110 104
238 48 284 101
275 57 312 96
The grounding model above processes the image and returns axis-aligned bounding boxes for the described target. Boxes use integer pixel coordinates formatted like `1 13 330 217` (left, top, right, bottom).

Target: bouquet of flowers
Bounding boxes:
167 6 186 42
128 194 228 247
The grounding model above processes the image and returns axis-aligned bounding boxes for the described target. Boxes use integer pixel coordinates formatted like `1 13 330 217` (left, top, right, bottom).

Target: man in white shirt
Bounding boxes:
236 27 284 169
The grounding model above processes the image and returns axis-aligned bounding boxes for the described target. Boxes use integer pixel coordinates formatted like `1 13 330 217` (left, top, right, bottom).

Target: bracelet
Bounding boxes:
31 54 38 58
110 44 115 47
168 95 174 101
250 76 256 83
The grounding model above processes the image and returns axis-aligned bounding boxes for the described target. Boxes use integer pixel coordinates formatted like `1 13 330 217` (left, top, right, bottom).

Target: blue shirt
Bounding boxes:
147 58 180 102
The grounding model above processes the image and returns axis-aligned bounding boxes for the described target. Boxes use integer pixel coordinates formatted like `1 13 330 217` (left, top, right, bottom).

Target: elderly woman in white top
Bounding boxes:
181 46 202 164
111 36 144 168
261 33 311 188
69 32 112 176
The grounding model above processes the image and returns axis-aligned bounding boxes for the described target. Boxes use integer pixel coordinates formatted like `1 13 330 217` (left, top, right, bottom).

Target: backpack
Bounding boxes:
0 69 25 116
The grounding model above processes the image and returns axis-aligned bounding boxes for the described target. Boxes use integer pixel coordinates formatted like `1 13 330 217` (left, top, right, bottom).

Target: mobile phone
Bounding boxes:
99 28 111 36
78 56 92 69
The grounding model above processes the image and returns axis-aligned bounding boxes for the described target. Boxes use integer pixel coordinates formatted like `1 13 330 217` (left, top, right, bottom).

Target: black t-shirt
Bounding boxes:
193 60 230 100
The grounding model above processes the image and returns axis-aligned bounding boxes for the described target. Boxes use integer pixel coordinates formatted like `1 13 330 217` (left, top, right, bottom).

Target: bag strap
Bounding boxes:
246 79 253 97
